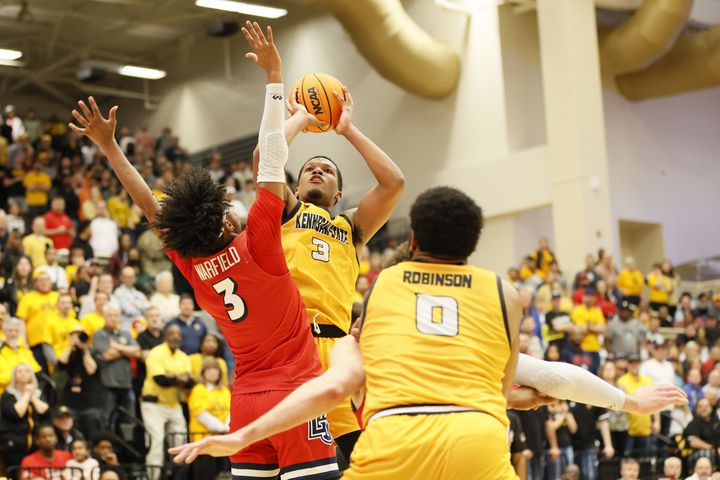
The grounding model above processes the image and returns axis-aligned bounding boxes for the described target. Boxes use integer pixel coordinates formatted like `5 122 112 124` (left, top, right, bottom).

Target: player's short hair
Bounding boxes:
298 156 343 191
152 166 229 258
409 186 483 260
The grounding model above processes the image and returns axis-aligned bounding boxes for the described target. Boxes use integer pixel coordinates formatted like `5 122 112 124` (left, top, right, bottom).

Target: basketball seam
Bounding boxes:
300 76 313 131
314 73 333 133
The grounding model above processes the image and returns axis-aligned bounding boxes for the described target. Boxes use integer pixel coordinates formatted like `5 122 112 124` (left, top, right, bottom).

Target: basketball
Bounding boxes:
291 73 345 133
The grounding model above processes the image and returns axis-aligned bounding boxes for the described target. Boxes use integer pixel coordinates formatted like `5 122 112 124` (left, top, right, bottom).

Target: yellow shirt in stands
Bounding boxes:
0 344 42 379
107 196 140 229
81 313 106 344
23 171 51 206
188 383 231 441
647 273 671 304
22 235 53 267
617 269 644 297
142 343 192 408
188 354 229 387
571 304 606 352
65 264 78 285
0 355 10 393
46 313 81 359
16 290 59 347
617 373 654 436
530 248 555 276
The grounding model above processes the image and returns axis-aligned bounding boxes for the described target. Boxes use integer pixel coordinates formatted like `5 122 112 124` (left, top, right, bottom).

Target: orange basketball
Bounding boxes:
291 73 345 133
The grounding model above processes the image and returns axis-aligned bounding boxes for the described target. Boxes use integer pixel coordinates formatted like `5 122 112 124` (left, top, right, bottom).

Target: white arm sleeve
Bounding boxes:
196 411 229 433
515 353 627 410
257 83 288 184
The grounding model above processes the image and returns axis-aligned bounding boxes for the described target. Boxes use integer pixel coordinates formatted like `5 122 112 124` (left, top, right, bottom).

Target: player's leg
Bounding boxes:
315 337 362 460
229 392 281 480
269 390 339 480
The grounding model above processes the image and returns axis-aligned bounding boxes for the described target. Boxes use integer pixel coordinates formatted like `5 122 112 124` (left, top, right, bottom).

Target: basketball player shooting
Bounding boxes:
70 20 341 480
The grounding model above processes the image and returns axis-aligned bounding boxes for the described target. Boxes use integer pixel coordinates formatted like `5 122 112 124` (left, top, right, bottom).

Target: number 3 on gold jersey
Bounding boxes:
415 293 459 337
311 237 330 262
213 278 248 322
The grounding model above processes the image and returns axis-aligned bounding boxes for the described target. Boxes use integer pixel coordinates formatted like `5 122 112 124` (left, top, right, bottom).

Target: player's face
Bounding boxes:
296 158 341 207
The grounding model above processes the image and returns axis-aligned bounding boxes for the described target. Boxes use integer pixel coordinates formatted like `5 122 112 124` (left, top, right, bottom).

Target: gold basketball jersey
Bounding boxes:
360 261 512 427
282 202 359 333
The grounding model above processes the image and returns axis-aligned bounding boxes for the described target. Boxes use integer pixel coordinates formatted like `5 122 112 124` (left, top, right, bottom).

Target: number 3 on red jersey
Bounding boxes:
213 278 248 322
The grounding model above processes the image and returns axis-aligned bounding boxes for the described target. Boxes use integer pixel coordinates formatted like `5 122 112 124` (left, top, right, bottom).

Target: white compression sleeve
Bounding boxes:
515 353 627 410
257 83 288 184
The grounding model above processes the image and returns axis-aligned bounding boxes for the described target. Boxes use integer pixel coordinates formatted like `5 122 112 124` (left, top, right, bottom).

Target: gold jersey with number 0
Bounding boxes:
281 202 359 333
361 261 512 427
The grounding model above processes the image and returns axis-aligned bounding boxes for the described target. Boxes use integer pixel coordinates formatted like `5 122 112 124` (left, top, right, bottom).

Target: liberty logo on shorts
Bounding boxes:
308 414 333 445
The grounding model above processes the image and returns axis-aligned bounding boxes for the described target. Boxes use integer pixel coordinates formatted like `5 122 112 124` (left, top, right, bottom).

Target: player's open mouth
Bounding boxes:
310 175 323 183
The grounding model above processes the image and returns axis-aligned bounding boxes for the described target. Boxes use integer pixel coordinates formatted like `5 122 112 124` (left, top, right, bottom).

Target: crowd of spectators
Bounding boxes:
3 103 720 480
499 238 720 480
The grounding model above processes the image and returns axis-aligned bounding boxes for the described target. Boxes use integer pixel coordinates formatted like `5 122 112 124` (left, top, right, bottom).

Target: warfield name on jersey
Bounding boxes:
294 212 349 245
402 271 473 288
194 247 242 281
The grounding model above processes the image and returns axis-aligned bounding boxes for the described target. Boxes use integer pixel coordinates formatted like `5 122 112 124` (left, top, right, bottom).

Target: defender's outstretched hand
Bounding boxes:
241 21 281 78
622 384 687 415
169 432 249 464
287 88 328 132
69 96 118 151
332 85 353 135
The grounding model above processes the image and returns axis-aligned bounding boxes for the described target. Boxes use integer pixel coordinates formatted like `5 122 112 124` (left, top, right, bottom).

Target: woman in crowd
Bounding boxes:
0 363 50 477
107 233 132 285
188 358 231 480
149 271 180 322
600 360 628 457
595 280 618 320
662 259 681 317
0 255 33 316
189 333 229 387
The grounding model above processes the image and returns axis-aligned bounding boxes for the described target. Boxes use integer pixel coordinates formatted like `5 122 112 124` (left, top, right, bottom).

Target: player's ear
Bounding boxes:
409 230 419 253
294 186 300 199
333 190 342 207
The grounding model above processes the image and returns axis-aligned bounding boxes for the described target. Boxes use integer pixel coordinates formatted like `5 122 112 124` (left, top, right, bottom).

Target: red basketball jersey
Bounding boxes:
167 190 321 394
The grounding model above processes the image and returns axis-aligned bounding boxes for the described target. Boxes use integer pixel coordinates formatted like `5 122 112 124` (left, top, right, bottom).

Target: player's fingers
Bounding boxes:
78 100 92 120
253 22 267 45
186 447 200 464
245 21 260 44
71 110 88 127
88 96 102 119
249 21 262 44
108 106 118 124
241 27 256 48
266 26 274 45
332 91 344 103
245 53 258 63
68 123 86 135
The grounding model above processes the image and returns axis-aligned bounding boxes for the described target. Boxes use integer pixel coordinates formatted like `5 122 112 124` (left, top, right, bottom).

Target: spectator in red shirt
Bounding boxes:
20 424 72 480
595 280 618 319
44 196 74 251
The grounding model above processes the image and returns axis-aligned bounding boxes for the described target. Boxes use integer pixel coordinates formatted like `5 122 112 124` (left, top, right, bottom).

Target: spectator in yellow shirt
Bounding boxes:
23 159 52 217
0 317 42 392
571 287 606 373
530 236 556 278
647 263 672 312
188 358 231 477
80 291 111 344
617 257 644 306
107 189 139 231
46 293 81 366
15 270 59 372
617 355 659 458
22 217 53 267
189 333 229 387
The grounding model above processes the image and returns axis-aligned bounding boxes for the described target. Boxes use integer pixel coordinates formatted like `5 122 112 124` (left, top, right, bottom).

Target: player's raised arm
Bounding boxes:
338 89 404 246
69 98 160 223
169 335 365 463
242 21 287 200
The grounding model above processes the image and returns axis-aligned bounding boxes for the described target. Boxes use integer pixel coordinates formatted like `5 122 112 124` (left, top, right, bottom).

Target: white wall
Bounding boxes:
117 2 720 271
604 88 720 265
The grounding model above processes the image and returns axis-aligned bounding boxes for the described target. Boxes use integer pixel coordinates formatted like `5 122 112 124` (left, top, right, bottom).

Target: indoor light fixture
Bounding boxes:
195 0 288 19
117 65 167 80
0 48 23 61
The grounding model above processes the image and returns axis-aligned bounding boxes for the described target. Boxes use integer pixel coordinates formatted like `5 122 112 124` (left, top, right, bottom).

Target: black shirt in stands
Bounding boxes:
507 411 527 454
57 348 108 410
513 407 548 456
684 416 720 447
70 238 94 262
570 402 608 450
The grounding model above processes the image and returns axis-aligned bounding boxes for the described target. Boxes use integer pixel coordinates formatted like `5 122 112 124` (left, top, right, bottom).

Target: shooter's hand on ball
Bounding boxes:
508 386 556 410
333 85 354 136
287 89 328 132
241 20 281 83
69 96 118 152
169 431 250 464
